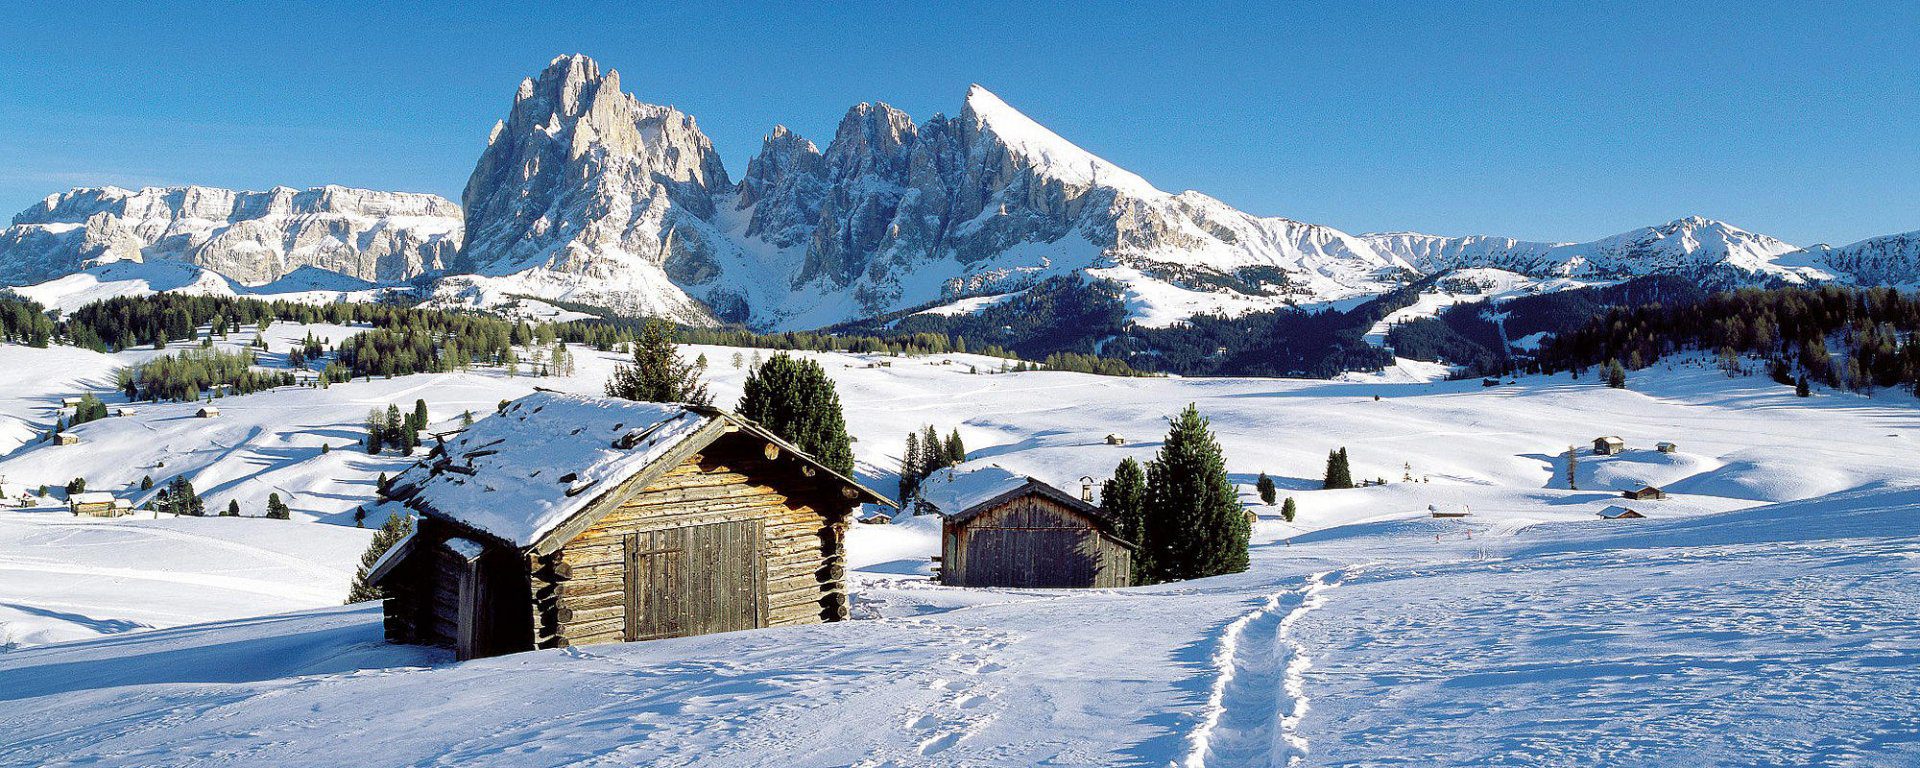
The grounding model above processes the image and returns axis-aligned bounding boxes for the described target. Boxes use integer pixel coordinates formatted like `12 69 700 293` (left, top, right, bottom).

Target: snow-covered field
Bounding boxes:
1 332 1916 766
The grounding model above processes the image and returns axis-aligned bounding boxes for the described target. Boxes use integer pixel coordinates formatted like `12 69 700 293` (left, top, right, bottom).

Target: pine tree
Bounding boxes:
266 493 290 520
1281 497 1297 523
1323 448 1354 490
346 513 414 603
375 473 390 498
65 477 85 495
604 319 711 405
1796 373 1811 397
735 355 856 475
140 475 153 490
1100 457 1147 584
1565 445 1579 490
899 431 922 502
921 425 942 469
223 499 240 517
413 399 429 433
366 407 385 454
1256 473 1277 505
1605 359 1628 389
943 429 966 465
1141 404 1249 583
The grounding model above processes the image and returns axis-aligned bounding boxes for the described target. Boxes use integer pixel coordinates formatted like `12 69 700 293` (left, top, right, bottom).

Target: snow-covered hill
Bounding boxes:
0 344 1915 765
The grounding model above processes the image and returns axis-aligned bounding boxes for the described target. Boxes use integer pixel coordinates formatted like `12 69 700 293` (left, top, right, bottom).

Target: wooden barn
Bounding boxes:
918 466 1135 589
196 406 220 418
1622 485 1668 501
53 432 79 446
1598 505 1645 520
1104 434 1127 446
1592 436 1625 455
367 392 892 661
1656 441 1678 454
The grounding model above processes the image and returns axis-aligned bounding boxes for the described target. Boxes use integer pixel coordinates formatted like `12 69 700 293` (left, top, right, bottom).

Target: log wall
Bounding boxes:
941 493 1132 589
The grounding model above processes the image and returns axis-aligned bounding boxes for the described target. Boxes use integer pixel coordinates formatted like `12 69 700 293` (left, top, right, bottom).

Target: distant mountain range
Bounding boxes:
4 53 1917 330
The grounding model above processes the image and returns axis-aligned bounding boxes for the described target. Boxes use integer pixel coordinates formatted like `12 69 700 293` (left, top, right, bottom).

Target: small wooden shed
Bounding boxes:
53 432 79 446
1104 434 1127 446
1593 436 1625 455
918 466 1134 589
69 491 122 517
368 392 892 661
1622 485 1667 501
1598 505 1645 520
196 406 221 418
1656 441 1678 454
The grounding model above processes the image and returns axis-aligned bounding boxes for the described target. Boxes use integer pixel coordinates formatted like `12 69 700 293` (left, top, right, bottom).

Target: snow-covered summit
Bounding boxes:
961 84 1160 199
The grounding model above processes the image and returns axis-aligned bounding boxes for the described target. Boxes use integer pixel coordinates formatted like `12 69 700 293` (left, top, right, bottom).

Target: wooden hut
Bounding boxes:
113 407 137 417
1592 436 1625 455
1598 505 1645 520
196 406 220 418
1656 441 1678 454
918 466 1134 589
367 392 892 661
53 432 79 446
1622 485 1667 501
1104 434 1127 446
69 491 121 517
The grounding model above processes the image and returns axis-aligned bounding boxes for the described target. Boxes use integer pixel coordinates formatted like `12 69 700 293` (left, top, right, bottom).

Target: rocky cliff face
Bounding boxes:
452 53 745 324
0 185 459 286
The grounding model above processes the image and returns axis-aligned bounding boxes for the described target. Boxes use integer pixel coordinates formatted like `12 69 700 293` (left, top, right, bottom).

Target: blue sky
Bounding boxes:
1 1 1915 246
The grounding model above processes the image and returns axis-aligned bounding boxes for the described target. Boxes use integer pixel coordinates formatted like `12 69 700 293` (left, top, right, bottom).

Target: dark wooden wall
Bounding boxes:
941 493 1132 589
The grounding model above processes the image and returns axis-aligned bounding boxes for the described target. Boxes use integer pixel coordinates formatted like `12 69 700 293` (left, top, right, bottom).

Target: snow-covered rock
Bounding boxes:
0 185 460 287
1364 216 1823 285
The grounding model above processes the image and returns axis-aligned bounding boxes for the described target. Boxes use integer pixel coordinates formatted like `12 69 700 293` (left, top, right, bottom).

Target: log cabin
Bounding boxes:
367 392 893 661
919 466 1135 589
1598 505 1645 519
1592 436 1625 455
68 491 122 517
1622 485 1667 501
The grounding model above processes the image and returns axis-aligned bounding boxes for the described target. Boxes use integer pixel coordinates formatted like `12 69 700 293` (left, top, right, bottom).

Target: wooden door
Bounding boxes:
624 519 765 642
964 527 1096 588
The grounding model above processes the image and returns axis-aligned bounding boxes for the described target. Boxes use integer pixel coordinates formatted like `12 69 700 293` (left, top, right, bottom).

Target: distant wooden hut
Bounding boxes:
113 407 137 417
1656 441 1678 454
1622 485 1667 501
196 406 221 418
1104 434 1127 446
69 491 121 517
1598 505 1645 520
369 392 892 661
60 396 83 407
53 432 79 446
1592 436 1625 455
918 466 1135 589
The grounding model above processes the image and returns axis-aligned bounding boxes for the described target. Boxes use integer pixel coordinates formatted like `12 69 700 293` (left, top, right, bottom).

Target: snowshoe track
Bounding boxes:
1185 569 1345 768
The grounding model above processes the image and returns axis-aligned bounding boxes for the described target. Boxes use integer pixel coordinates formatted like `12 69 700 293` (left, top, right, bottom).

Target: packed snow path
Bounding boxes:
1185 570 1345 768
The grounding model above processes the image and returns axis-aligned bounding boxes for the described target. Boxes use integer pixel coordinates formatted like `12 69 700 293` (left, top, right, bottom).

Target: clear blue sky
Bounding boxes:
2 1 1915 246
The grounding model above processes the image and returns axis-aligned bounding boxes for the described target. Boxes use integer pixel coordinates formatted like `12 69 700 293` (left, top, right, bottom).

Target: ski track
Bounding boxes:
1185 569 1346 768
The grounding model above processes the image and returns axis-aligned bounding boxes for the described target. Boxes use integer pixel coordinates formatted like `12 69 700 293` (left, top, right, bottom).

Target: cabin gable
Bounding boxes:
941 488 1132 589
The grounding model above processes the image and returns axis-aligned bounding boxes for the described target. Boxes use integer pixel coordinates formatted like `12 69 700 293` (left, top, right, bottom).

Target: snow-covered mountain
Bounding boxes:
4 53 1914 331
0 185 460 287
1364 216 1824 285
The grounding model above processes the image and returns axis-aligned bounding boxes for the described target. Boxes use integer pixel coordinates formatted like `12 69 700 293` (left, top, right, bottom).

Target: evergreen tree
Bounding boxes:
735 355 856 475
943 429 966 465
1796 374 1811 397
139 475 153 490
1281 497 1297 523
1323 448 1354 490
161 475 203 516
1100 457 1148 583
604 319 711 405
1605 359 1628 389
1141 404 1249 583
899 431 922 502
223 499 240 517
1565 445 1579 490
365 407 385 454
65 477 85 495
266 492 290 520
1256 473 1277 505
346 513 414 603
921 425 943 469
413 399 429 433
375 473 390 497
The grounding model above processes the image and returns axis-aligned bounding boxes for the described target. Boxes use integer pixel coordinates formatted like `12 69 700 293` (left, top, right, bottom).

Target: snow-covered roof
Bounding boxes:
916 465 1111 531
387 391 893 551
388 393 710 549
1599 505 1644 519
70 492 115 504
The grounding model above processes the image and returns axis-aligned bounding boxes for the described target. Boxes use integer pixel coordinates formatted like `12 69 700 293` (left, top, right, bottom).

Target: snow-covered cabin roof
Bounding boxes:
1599 505 1645 519
916 465 1113 528
386 391 892 551
70 491 115 505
